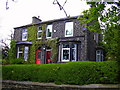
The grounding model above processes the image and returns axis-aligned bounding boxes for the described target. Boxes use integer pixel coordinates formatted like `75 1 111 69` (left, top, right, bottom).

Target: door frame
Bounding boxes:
46 49 52 64
36 50 42 64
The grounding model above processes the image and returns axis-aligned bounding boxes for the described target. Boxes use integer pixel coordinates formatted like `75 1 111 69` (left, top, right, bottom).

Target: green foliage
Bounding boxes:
2 61 118 85
2 58 24 65
9 58 24 64
27 24 59 63
2 59 9 65
27 26 38 63
8 40 16 60
78 2 120 61
45 38 59 63
78 2 120 83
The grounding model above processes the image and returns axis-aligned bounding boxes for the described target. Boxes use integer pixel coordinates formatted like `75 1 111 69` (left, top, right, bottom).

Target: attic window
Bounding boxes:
22 28 27 41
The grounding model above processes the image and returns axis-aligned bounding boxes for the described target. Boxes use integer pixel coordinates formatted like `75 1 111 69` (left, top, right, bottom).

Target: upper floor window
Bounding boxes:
37 26 42 39
46 24 52 38
65 22 73 37
22 28 27 41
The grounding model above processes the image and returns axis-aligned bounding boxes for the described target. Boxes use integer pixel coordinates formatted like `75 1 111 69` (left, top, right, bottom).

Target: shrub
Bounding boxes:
2 59 9 65
2 61 118 85
9 58 24 64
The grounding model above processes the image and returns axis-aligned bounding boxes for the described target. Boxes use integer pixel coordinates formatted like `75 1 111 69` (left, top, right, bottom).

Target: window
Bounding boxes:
37 26 42 39
46 25 52 38
62 44 70 62
24 46 29 61
38 52 42 59
96 50 103 62
22 28 27 41
71 44 77 61
17 46 29 61
62 44 77 62
17 46 23 58
65 22 73 37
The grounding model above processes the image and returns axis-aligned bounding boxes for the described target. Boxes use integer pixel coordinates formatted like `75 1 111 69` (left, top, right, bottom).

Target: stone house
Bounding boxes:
13 16 104 64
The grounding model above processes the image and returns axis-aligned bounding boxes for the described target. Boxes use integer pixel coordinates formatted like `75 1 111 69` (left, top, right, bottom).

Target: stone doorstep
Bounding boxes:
1 80 120 89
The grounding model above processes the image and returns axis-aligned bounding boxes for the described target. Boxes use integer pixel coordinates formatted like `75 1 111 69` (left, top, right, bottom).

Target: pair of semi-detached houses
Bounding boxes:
13 16 104 64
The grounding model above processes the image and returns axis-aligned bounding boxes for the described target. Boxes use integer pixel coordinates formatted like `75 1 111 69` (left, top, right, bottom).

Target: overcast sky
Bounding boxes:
0 0 90 44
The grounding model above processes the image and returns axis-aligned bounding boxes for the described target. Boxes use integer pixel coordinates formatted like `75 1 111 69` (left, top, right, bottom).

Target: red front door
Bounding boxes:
46 51 51 64
36 50 42 64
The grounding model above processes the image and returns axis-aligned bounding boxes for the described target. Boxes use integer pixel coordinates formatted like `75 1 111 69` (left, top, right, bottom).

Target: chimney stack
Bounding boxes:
32 16 42 24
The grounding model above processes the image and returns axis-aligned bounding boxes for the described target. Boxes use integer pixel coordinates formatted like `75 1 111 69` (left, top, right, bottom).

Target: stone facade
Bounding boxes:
13 16 103 64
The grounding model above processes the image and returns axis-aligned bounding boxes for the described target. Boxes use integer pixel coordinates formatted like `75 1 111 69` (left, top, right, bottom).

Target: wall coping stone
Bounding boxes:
2 80 120 90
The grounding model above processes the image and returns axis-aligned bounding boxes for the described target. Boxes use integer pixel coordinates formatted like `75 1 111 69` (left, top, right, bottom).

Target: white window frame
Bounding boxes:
22 28 27 41
17 47 23 58
96 50 103 62
65 22 73 37
37 26 42 39
61 44 77 62
62 48 70 62
71 44 77 61
24 46 29 61
46 24 52 39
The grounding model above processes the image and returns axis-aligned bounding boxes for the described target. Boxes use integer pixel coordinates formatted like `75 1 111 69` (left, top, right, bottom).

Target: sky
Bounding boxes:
0 0 90 45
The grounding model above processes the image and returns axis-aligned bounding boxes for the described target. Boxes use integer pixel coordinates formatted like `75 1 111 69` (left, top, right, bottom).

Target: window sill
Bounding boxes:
65 35 73 37
37 38 42 39
61 60 70 62
22 39 27 41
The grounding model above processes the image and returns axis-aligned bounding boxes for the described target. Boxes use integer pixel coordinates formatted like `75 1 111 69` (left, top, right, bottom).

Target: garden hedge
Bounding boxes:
2 61 118 85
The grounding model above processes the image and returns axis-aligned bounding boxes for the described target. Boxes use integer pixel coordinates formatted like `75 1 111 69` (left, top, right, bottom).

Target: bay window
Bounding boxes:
62 44 70 61
62 43 77 62
71 44 77 61
96 50 104 62
17 46 29 61
24 46 29 61
17 46 23 58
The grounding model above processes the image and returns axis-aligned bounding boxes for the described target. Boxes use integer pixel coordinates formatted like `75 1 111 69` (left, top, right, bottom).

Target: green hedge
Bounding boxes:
2 61 118 85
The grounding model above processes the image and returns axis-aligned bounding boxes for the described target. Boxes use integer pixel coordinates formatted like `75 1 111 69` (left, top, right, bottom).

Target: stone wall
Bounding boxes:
2 80 119 90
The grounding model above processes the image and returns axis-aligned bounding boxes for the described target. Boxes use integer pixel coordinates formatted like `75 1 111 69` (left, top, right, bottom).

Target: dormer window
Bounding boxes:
37 26 42 39
65 22 73 37
22 28 27 41
46 24 52 38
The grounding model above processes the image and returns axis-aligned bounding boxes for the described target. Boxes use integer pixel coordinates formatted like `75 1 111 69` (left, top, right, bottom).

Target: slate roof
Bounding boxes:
14 16 79 29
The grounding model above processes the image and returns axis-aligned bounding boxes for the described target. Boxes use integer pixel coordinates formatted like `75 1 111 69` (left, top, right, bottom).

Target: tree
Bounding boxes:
0 29 14 60
78 1 120 83
6 0 16 10
0 39 9 60
8 40 16 60
78 1 120 60
53 0 69 17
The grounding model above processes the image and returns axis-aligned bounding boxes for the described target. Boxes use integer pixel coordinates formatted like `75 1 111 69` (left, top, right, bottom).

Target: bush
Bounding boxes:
2 61 118 85
9 58 24 64
2 59 9 65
